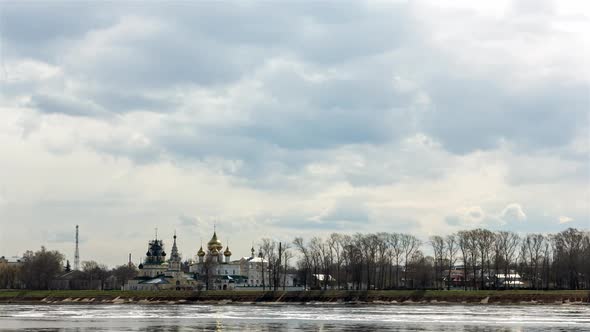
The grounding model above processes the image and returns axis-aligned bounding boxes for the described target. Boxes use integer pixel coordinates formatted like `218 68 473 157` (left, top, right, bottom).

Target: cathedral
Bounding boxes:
189 231 269 290
123 232 198 291
124 230 269 291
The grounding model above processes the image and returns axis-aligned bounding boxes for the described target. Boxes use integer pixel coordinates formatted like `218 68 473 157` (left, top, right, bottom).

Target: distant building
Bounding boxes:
442 269 466 288
0 256 25 289
312 274 335 289
190 231 270 290
494 273 526 288
123 229 296 291
0 256 23 266
124 233 198 291
50 270 102 290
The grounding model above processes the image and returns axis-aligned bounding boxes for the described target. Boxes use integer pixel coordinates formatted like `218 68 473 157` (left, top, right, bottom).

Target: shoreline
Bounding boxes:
0 290 588 305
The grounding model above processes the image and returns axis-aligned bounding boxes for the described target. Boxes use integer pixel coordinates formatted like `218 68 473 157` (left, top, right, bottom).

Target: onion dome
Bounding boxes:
207 231 223 251
224 246 232 257
197 246 206 257
211 248 219 255
138 263 144 269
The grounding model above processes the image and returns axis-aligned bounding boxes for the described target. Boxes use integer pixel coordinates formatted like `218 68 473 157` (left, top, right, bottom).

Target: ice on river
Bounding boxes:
1 303 589 331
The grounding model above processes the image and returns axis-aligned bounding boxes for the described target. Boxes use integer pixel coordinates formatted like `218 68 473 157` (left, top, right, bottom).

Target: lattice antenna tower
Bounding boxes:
74 225 80 271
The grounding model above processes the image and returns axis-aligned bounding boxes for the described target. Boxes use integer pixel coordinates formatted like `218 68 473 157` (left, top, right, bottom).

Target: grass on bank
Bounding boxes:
0 289 587 299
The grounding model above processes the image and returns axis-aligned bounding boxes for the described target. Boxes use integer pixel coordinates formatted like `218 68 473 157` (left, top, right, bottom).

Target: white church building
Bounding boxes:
123 233 198 291
190 231 269 290
124 230 274 291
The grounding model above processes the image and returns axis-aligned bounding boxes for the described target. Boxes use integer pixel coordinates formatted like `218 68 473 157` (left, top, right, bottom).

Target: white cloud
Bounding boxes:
2 59 62 83
0 1 587 266
500 203 527 224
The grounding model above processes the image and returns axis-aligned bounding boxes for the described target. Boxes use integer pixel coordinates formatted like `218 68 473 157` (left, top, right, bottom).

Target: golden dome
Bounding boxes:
207 231 223 251
211 248 219 255
224 246 232 256
197 246 205 257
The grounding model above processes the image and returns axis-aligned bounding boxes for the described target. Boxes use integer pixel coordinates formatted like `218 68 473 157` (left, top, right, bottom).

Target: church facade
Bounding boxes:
124 230 269 291
123 233 198 291
189 231 269 290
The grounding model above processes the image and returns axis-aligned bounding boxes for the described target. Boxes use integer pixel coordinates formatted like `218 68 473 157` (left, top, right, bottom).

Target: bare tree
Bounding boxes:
81 260 110 290
111 264 138 289
552 228 586 289
201 254 217 290
329 233 343 289
293 237 311 289
340 234 354 289
473 229 495 289
444 234 459 290
496 231 520 289
541 237 552 289
376 233 389 289
351 233 365 290
389 233 403 288
319 238 333 290
309 237 326 289
523 234 545 289
282 243 292 290
466 231 479 289
458 231 471 290
360 234 379 289
430 235 445 290
400 234 420 289
260 239 279 290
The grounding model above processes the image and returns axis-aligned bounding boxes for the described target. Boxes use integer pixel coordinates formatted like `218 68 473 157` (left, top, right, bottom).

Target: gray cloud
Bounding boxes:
29 93 111 118
4 1 584 160
0 2 115 59
178 215 198 227
88 90 177 114
319 198 370 224
1 1 588 266
424 78 588 154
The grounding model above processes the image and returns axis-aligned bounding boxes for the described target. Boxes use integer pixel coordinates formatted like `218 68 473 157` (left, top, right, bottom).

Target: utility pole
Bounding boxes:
74 225 80 271
276 242 282 291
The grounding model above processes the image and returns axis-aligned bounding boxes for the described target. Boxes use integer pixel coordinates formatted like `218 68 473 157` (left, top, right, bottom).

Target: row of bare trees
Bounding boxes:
294 233 423 290
293 228 590 290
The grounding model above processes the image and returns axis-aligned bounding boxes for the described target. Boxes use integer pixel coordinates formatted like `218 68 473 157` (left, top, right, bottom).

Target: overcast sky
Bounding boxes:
0 0 588 267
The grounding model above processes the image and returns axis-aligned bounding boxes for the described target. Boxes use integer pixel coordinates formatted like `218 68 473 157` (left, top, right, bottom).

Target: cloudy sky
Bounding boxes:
0 0 588 267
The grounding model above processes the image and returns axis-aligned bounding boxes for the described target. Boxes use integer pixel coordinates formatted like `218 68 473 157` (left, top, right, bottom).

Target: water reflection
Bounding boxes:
0 303 588 332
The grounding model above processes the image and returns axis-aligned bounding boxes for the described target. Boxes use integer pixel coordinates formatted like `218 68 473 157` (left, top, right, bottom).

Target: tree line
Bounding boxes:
1 227 588 291
291 228 590 290
0 247 137 290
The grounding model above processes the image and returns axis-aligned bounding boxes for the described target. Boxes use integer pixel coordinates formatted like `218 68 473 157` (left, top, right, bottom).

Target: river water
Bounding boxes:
0 303 589 331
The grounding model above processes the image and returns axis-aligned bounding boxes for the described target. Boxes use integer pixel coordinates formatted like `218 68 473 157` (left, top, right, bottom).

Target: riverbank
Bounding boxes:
0 289 588 305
